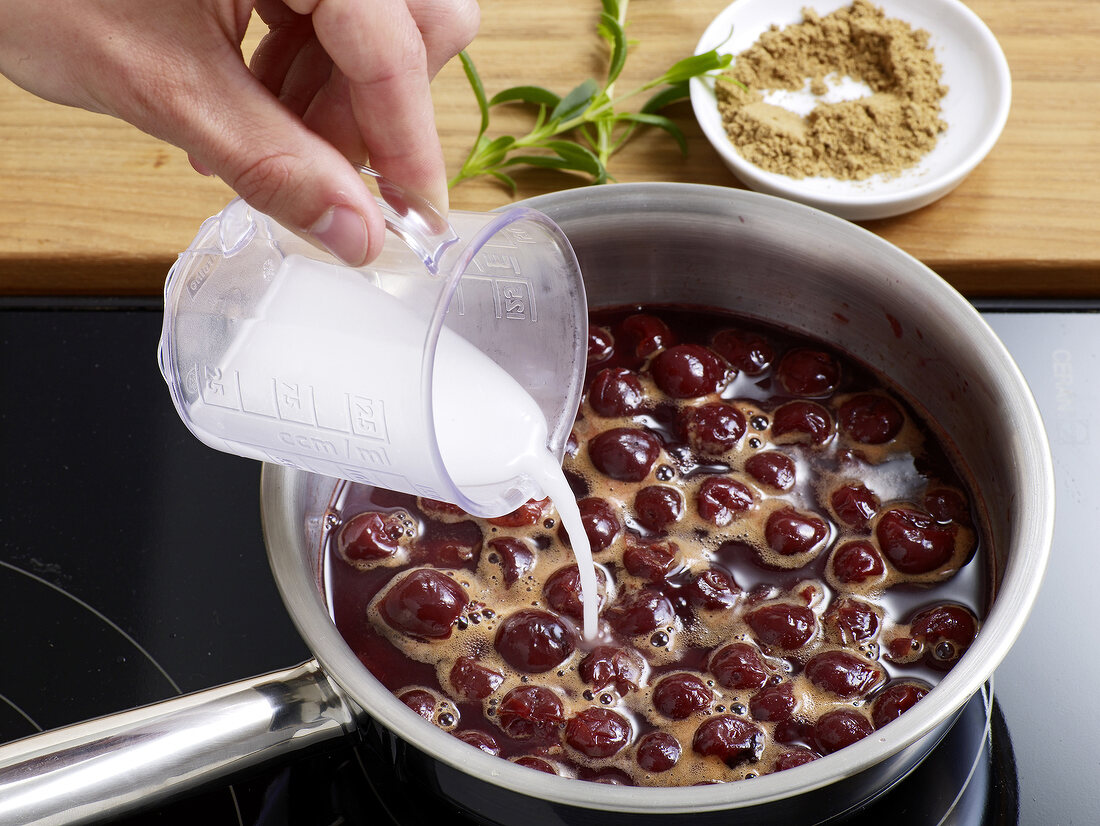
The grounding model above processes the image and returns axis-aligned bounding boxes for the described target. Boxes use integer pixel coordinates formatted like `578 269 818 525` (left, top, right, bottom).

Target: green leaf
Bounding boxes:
489 85 561 109
597 11 628 86
654 51 733 86
600 0 620 17
458 51 489 137
550 78 600 123
488 170 518 193
545 140 607 182
617 112 688 154
477 135 517 167
641 81 690 114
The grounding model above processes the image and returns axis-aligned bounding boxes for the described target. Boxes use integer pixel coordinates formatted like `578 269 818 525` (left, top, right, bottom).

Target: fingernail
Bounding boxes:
309 205 369 267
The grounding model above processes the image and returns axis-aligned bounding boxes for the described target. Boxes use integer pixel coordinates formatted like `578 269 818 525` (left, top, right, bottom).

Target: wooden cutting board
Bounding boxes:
0 0 1096 296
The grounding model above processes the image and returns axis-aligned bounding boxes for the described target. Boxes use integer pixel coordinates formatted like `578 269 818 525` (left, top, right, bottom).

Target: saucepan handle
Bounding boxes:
0 659 354 826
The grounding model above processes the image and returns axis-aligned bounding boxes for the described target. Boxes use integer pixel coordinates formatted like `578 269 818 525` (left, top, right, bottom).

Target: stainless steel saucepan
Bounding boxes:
0 184 1054 825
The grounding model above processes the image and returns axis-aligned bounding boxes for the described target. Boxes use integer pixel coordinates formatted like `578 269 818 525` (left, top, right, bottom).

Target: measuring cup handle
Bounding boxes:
358 166 458 275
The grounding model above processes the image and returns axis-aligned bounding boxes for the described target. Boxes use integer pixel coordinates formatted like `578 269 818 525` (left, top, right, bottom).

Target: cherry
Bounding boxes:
621 313 675 359
711 328 773 376
776 348 840 397
773 716 815 745
804 650 885 698
746 603 817 650
910 603 978 669
683 402 746 455
379 568 469 640
771 401 834 444
486 536 535 587
495 609 576 673
771 748 820 772
338 511 403 561
876 507 956 574
825 597 881 644
710 643 769 691
831 540 886 584
692 715 765 766
513 756 558 774
399 688 436 720
543 564 607 620
813 709 873 754
636 731 681 773
830 484 879 532
623 537 681 582
418 498 468 518
744 452 795 491
498 685 564 742
488 497 550 528
588 326 614 364
449 656 504 700
607 587 676 636
685 566 740 610
924 488 971 525
565 707 633 758
652 673 713 719
579 646 643 694
839 394 904 444
589 367 646 417
749 681 796 722
559 497 622 553
454 729 501 755
633 485 684 532
417 520 484 569
588 768 634 785
871 681 930 729
696 477 754 527
765 507 828 556
588 427 661 482
650 344 728 398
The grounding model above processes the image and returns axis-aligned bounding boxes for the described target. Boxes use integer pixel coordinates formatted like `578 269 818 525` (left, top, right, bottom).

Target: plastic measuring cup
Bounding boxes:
158 168 587 518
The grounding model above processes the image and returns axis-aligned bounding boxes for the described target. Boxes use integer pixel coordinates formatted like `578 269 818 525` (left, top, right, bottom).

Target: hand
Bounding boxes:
0 0 479 265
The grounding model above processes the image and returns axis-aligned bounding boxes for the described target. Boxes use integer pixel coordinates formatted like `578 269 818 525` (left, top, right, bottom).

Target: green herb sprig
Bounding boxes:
448 0 733 191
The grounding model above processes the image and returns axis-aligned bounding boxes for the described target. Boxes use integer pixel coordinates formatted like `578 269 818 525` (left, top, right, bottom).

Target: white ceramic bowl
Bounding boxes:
690 0 1012 220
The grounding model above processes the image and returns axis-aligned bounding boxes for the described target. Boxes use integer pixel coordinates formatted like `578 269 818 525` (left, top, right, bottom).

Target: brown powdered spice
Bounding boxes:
716 0 947 180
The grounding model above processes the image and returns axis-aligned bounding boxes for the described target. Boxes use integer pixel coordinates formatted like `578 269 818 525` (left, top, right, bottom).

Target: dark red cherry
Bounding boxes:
711 329 773 376
652 673 713 719
877 507 957 574
831 540 886 584
495 609 576 673
746 603 817 650
745 452 795 491
454 729 501 755
771 401 834 444
830 484 879 532
486 536 535 587
579 646 643 694
633 485 684 532
872 681 930 729
773 716 815 745
398 688 436 720
607 588 676 636
559 497 622 553
565 707 632 758
650 344 728 398
418 498 468 518
449 656 504 700
924 488 971 525
588 326 614 364
825 597 881 644
379 568 469 640
417 520 483 569
910 604 979 669
696 477 753 527
749 681 796 722
589 367 646 417
623 537 681 582
513 755 558 774
685 566 740 610
588 427 661 482
543 564 606 620
498 685 564 742
839 394 904 444
804 650 885 698
776 348 839 397
692 715 765 766
710 643 769 691
621 313 675 359
813 709 873 754
488 497 550 528
338 511 403 561
683 403 746 455
771 749 820 772
636 731 681 772
765 507 828 556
